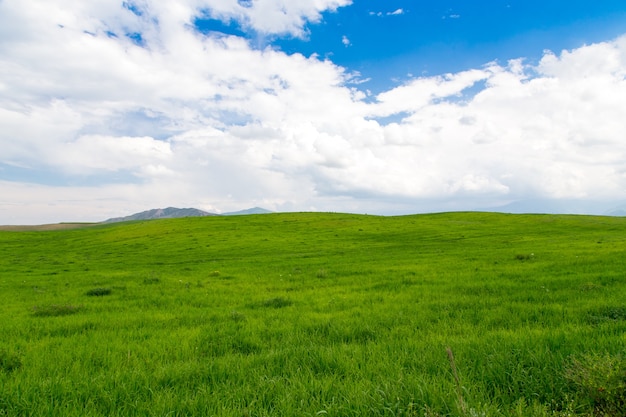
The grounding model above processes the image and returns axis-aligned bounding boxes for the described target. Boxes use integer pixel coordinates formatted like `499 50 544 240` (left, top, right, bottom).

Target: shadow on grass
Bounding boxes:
32 304 82 317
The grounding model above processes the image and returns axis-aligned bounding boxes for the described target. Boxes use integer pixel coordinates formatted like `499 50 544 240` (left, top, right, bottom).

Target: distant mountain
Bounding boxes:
605 203 626 216
104 207 217 223
222 207 273 216
480 199 625 216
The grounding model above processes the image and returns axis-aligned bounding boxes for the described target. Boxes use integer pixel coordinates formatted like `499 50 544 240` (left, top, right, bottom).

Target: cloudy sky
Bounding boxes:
2 0 626 223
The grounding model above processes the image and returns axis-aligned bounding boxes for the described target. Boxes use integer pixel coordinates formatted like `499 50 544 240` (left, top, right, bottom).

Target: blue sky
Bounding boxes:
1 0 626 223
201 1 626 90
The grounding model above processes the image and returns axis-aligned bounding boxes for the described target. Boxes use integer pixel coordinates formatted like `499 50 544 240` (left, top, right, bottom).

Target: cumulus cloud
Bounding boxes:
1 0 626 223
195 0 352 37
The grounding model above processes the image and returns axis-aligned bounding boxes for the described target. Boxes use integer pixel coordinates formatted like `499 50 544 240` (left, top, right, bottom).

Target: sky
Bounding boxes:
1 0 626 224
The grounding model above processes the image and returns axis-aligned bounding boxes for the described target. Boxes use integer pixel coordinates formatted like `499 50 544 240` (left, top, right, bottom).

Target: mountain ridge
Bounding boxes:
104 207 217 223
104 206 272 223
222 207 273 216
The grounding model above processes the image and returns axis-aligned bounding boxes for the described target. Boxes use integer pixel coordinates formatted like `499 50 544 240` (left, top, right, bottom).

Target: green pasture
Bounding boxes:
0 212 625 416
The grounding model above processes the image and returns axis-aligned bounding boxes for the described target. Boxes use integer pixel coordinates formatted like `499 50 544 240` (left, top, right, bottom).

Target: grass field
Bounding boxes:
1 212 625 416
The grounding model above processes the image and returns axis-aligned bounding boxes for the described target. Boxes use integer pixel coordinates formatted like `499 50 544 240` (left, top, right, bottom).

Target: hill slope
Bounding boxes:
1 212 625 416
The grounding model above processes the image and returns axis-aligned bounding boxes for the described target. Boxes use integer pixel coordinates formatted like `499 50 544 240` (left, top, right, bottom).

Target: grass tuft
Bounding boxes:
32 304 82 317
579 282 603 292
261 297 293 308
586 306 626 325
230 311 246 322
85 287 112 296
565 353 626 416
447 347 468 415
0 349 22 373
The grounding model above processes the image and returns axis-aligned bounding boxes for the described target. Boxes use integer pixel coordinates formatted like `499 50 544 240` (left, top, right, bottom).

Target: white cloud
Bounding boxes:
373 69 490 116
369 9 404 17
55 135 173 174
342 35 351 47
1 0 626 223
196 0 352 37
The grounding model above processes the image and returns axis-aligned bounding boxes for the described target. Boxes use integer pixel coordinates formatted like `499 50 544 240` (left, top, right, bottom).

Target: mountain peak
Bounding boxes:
222 207 273 216
104 206 274 222
104 207 217 223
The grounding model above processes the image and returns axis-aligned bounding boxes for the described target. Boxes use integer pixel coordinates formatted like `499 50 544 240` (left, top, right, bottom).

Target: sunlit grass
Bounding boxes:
0 212 625 415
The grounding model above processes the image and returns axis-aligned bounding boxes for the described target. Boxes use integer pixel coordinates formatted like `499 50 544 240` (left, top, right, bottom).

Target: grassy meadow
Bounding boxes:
0 212 625 416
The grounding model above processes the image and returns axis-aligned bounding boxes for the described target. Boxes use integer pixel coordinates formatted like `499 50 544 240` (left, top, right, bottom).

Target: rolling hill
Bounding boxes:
1 212 625 416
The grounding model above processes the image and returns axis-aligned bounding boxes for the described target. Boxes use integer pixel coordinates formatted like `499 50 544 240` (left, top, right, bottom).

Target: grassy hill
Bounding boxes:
1 212 625 416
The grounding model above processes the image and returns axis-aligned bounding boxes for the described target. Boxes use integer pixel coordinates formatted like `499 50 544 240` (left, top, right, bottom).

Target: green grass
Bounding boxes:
0 212 625 416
